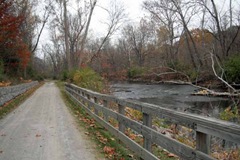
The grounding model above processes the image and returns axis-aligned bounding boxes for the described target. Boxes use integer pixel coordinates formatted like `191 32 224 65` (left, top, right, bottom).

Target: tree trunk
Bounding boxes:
230 0 232 27
63 0 71 71
79 0 97 67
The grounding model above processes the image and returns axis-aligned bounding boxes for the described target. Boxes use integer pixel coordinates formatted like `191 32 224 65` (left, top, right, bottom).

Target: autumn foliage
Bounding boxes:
0 0 30 74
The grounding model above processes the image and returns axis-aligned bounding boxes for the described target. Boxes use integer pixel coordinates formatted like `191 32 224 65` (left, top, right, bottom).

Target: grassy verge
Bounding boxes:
56 81 138 160
0 82 44 119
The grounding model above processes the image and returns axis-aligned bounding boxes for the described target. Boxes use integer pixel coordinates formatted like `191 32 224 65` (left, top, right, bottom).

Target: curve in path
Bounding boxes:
0 82 104 160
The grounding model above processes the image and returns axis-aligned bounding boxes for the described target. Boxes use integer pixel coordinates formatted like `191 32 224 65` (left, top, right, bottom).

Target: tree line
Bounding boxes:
42 0 239 87
1 0 239 89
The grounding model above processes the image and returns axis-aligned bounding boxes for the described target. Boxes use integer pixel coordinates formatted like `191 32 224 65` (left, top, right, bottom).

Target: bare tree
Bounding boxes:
42 26 65 78
197 0 240 59
117 38 132 68
143 0 205 70
89 0 126 63
123 19 155 67
143 0 179 64
54 0 97 71
172 0 203 69
79 0 97 58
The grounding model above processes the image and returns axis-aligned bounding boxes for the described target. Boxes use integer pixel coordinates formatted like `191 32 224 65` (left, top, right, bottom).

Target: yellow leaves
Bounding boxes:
212 149 240 160
196 89 209 95
109 118 118 128
0 81 11 87
125 107 143 121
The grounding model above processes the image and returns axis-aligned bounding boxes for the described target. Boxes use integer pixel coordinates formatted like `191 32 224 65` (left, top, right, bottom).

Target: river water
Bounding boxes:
111 82 231 118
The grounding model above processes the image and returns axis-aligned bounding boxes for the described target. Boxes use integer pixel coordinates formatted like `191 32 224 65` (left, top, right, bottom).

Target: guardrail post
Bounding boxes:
196 131 210 154
87 94 91 108
118 104 126 133
103 100 108 121
143 113 152 152
94 97 99 115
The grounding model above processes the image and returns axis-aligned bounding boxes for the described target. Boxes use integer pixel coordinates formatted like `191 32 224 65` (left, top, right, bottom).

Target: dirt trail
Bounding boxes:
0 82 104 160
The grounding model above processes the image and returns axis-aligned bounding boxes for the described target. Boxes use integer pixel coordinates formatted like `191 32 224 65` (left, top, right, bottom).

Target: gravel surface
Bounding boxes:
0 82 104 160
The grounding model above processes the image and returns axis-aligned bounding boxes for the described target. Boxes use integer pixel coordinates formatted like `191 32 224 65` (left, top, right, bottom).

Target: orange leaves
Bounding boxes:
0 81 11 87
0 0 23 47
103 146 116 159
179 28 214 48
80 117 96 127
16 41 30 69
212 149 240 160
0 0 30 72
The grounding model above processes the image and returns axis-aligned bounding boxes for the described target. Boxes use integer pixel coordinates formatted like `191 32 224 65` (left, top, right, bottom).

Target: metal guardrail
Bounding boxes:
65 83 240 160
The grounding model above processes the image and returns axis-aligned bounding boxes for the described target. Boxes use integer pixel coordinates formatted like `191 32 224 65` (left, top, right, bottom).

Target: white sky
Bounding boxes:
37 0 240 58
37 0 145 57
37 0 144 57
89 0 145 36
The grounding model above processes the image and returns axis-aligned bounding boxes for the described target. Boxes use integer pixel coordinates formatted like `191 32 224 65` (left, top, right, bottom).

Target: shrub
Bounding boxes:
61 69 78 82
168 61 199 81
224 55 240 84
127 67 146 79
61 70 68 81
73 67 105 92
220 105 240 123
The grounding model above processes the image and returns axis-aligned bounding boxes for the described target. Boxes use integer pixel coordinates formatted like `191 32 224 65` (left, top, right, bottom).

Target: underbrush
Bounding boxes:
66 67 109 94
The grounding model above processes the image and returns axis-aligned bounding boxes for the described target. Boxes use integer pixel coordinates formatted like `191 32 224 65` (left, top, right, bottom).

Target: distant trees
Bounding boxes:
53 0 97 71
140 0 240 83
121 19 156 67
88 0 126 64
37 0 240 87
197 0 240 60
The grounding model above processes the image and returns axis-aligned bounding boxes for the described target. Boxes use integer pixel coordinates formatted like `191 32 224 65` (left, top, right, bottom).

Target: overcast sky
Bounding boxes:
38 0 145 56
89 0 145 36
37 0 239 58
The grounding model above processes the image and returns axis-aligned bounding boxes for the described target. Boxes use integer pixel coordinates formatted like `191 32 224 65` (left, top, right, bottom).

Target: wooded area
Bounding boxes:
0 0 240 91
0 0 51 83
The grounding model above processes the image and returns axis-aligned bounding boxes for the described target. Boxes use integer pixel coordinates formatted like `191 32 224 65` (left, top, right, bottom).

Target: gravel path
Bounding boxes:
0 82 104 160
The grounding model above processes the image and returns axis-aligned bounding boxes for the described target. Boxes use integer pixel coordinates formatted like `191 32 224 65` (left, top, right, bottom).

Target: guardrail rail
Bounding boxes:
65 83 240 160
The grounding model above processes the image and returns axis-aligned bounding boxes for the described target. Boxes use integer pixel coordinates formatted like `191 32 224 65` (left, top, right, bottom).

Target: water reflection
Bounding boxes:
111 82 231 118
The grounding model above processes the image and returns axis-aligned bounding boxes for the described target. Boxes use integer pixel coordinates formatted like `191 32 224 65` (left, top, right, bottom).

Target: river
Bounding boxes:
111 82 231 118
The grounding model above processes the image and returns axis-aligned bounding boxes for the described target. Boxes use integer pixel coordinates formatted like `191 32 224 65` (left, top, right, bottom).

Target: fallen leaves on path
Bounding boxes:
35 134 41 137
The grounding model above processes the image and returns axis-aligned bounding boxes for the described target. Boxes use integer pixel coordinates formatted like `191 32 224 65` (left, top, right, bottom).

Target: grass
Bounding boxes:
56 81 137 160
0 82 43 119
56 81 180 160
